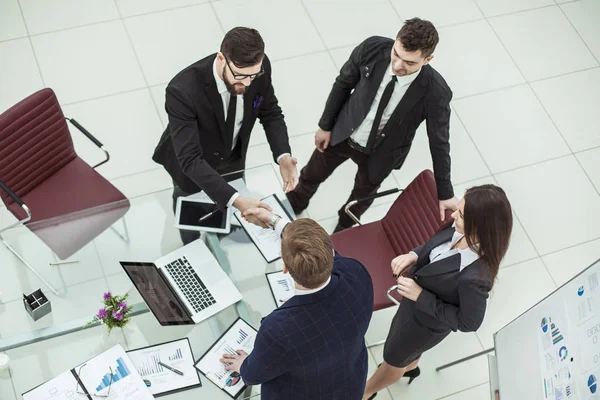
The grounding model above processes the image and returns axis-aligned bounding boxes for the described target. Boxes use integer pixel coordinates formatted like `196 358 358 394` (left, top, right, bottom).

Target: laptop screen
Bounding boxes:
120 262 192 325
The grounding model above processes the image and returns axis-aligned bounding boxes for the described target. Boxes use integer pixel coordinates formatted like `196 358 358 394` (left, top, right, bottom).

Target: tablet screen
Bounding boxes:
179 201 226 229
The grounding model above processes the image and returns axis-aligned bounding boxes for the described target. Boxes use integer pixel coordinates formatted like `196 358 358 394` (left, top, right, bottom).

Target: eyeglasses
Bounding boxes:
223 55 264 81
76 364 113 398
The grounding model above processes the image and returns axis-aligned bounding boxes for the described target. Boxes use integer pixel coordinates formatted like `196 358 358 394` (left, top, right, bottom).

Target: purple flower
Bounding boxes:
117 302 127 311
97 308 108 320
103 292 112 301
112 310 123 321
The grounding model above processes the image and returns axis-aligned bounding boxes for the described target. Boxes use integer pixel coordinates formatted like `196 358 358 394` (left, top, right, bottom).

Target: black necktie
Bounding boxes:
365 75 397 153
226 94 237 140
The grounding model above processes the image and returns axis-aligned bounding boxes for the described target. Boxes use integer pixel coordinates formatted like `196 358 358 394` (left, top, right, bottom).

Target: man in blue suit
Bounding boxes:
221 214 374 399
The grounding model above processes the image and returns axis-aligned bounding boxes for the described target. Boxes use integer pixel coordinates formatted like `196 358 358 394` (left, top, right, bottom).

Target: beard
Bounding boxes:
223 66 247 95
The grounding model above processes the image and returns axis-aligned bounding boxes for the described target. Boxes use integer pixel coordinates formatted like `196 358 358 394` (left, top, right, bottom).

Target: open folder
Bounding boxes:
23 344 153 400
234 194 294 262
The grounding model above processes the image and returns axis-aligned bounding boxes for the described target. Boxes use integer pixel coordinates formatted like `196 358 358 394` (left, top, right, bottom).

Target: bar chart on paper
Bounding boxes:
96 357 131 392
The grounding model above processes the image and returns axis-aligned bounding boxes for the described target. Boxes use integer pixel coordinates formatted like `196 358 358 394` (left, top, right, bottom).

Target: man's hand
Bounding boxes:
439 196 459 221
315 128 331 153
243 207 274 228
391 253 418 277
279 155 299 193
233 196 273 215
220 350 248 373
396 277 423 302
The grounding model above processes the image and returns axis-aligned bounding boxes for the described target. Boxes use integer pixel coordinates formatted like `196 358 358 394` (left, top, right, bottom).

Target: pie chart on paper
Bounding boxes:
589 374 597 394
541 317 549 333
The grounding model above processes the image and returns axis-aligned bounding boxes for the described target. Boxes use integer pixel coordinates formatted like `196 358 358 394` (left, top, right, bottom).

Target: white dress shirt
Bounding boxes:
350 63 421 147
420 224 479 271
213 59 290 207
273 219 331 295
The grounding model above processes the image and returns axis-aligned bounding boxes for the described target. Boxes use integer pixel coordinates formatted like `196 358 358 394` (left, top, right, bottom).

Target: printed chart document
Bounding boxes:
194 318 257 399
127 338 201 397
234 194 294 262
23 344 153 400
266 270 295 307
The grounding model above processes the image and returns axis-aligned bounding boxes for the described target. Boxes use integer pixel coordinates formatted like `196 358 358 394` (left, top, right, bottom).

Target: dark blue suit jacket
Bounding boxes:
240 254 374 399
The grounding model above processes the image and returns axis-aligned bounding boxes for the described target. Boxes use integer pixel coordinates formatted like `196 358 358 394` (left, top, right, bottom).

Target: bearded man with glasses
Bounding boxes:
153 27 298 244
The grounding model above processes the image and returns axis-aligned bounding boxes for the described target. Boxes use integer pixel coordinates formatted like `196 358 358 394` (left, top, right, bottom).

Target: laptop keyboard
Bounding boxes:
164 256 216 314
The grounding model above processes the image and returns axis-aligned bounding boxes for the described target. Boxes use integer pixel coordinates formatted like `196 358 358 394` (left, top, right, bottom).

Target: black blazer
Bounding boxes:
152 54 291 207
318 36 454 199
407 225 492 333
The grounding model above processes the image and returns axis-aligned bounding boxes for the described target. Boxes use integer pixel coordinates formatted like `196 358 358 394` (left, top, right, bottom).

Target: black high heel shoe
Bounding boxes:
403 366 421 384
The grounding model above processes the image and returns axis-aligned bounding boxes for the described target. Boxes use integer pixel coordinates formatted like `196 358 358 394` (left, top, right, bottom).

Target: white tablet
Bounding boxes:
175 197 231 234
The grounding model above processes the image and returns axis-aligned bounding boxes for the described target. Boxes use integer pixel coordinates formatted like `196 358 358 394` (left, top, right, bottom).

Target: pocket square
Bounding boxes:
253 95 264 109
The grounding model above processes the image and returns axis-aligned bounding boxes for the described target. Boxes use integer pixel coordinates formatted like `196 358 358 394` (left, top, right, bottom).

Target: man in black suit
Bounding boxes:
287 18 458 233
153 27 298 243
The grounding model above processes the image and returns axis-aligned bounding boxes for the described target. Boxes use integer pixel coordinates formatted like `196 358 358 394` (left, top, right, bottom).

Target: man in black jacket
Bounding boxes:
287 18 458 232
153 27 298 243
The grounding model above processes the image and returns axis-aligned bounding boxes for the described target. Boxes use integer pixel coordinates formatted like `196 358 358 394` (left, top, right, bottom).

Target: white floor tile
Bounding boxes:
542 239 600 287
149 83 168 127
213 0 325 61
328 45 355 70
370 331 489 400
365 349 394 400
271 52 338 137
474 0 553 17
30 21 145 104
439 383 491 400
0 368 16 400
364 306 398 347
110 168 173 199
0 0 27 41
432 21 524 98
63 89 164 180
532 68 600 152
577 147 600 192
561 0 600 61
490 6 597 81
476 258 556 348
305 3 402 49
0 38 44 113
116 0 209 17
392 111 490 188
124 4 223 86
454 85 570 173
495 156 600 255
390 0 484 28
19 0 119 35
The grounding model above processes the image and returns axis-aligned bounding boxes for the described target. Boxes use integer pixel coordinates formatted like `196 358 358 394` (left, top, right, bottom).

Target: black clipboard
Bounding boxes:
234 194 295 263
194 317 258 399
126 337 201 397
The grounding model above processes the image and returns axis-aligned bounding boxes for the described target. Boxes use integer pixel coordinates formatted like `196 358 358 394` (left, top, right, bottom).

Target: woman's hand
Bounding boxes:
396 277 423 301
391 253 418 277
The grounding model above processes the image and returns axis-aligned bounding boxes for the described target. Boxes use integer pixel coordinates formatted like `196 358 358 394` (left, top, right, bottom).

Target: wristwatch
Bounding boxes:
268 214 282 230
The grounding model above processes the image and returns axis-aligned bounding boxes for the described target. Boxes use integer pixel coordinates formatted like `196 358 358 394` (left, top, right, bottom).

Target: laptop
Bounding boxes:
120 239 242 325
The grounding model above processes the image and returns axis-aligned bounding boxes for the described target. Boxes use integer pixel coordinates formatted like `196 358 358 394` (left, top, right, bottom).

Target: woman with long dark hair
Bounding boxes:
363 184 513 400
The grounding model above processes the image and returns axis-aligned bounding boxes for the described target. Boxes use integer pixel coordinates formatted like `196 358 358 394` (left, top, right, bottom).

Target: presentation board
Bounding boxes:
493 258 600 400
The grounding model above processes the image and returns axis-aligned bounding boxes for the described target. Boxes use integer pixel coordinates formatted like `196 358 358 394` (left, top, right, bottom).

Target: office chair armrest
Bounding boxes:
386 285 401 306
66 118 110 169
344 188 403 225
0 180 32 229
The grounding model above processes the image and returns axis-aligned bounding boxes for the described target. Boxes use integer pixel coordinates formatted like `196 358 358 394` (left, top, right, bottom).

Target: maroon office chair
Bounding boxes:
331 170 450 313
0 88 130 295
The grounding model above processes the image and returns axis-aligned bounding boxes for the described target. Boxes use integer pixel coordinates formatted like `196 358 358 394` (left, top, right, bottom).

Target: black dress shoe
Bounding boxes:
333 223 350 233
403 366 421 384
367 393 377 400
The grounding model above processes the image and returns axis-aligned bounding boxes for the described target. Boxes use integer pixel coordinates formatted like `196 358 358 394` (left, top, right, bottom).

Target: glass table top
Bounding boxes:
0 163 290 399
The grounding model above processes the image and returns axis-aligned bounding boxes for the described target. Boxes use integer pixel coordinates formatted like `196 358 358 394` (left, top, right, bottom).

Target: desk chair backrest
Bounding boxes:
0 88 76 208
381 170 445 255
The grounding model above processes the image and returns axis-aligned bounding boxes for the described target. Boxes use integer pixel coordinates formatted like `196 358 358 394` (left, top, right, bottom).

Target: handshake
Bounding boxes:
233 196 277 229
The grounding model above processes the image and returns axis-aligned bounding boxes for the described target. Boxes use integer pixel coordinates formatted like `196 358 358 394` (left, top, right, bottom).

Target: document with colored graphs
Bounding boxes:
194 318 257 399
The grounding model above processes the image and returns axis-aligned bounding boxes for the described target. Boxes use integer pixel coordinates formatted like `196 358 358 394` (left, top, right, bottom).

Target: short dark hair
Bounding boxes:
463 184 513 285
220 27 265 68
281 219 333 289
396 18 439 58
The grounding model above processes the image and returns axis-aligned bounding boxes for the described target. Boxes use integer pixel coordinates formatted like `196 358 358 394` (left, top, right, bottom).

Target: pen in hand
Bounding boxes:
158 361 184 376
